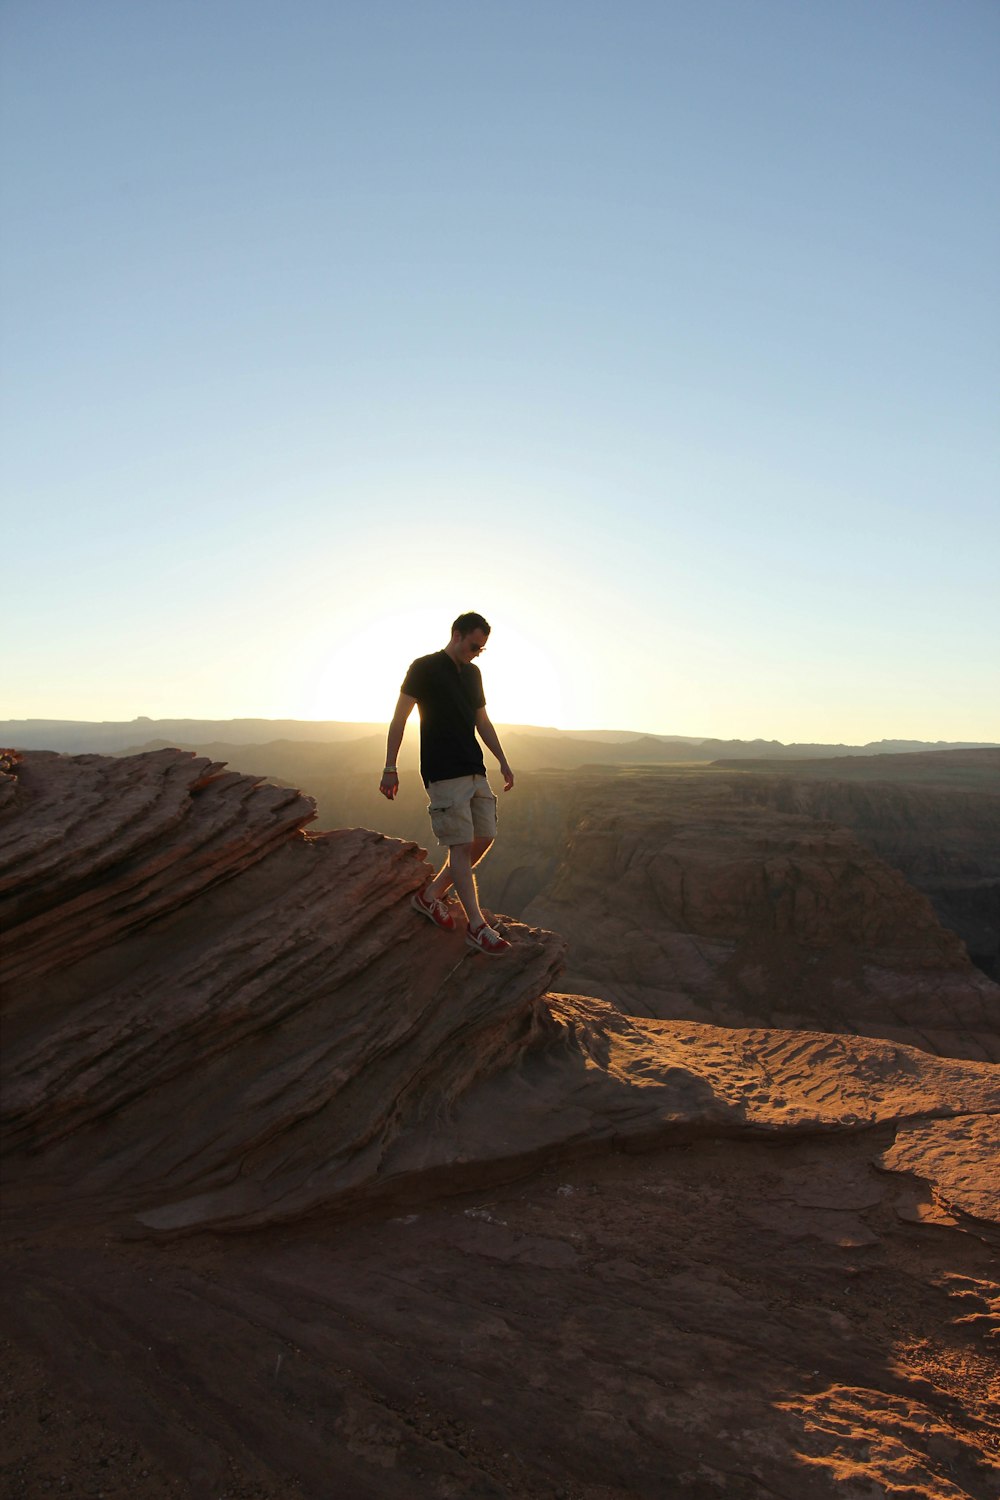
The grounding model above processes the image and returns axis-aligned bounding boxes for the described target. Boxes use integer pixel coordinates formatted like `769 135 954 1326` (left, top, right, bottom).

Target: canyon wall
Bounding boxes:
511 768 1000 1061
720 762 1000 982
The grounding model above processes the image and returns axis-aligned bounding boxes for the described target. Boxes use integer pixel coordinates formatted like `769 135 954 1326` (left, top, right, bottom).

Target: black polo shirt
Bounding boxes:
401 651 487 787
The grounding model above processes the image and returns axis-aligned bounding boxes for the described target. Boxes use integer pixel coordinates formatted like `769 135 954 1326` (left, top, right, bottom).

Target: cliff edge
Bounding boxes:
2 748 997 1242
2 751 998 1499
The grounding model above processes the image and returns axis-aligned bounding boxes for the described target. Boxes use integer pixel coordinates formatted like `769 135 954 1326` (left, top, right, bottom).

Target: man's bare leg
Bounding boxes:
427 841 487 929
426 836 493 905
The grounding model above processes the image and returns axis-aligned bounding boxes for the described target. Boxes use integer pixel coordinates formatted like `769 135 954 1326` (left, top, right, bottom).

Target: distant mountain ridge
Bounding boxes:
0 717 387 752
2 716 995 759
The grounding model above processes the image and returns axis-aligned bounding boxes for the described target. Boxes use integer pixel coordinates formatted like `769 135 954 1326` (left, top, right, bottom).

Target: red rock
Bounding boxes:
2 749 999 1500
2 750 996 1241
512 769 1000 1061
1 750 565 1233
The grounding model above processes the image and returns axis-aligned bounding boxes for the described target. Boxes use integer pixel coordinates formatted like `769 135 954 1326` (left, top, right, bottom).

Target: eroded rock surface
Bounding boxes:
242 751 998 1055
514 768 1000 1061
0 750 565 1234
2 750 998 1500
716 754 1000 983
120 740 999 1017
3 1129 998 1500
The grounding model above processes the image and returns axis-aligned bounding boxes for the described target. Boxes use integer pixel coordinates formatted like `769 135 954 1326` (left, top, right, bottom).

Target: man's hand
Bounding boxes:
500 762 515 792
379 770 399 801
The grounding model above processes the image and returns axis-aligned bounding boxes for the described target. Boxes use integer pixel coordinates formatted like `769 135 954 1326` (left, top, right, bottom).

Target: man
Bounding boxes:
380 612 514 955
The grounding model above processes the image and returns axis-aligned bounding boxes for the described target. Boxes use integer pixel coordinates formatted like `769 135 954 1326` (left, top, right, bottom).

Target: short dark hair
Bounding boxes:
452 611 490 637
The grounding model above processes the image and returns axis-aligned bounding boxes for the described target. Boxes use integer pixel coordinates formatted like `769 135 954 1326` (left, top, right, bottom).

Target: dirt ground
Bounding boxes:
3 1128 997 1500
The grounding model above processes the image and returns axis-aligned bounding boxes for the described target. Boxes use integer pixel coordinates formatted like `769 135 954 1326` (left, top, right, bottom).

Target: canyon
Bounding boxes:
1 748 998 1499
101 737 998 988
173 741 998 1028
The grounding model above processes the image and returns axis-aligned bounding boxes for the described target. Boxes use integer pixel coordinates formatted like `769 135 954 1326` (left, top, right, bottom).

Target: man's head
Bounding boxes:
449 611 490 665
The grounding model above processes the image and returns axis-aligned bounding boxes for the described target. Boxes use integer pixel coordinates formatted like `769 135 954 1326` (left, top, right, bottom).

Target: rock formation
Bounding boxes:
718 754 1000 982
0 749 565 1234
92 739 997 976
150 744 998 1049
511 767 1000 1061
2 749 998 1499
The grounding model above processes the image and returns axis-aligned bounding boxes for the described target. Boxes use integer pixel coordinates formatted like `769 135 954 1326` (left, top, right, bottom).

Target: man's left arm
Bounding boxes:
475 708 514 791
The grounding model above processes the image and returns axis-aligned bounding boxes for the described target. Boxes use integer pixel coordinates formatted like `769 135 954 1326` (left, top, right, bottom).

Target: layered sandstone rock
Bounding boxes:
210 748 998 1053
508 767 1000 1061
3 750 999 1500
3 751 997 1240
125 739 998 992
0 750 565 1234
720 758 1000 982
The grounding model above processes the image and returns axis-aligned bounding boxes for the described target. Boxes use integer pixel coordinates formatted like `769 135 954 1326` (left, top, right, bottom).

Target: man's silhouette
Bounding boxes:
380 611 514 955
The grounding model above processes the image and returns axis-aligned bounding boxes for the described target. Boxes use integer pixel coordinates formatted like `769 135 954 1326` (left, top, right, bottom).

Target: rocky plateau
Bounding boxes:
1 749 998 1500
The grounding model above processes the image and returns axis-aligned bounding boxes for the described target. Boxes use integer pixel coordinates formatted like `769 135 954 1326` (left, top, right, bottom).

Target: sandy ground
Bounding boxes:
3 751 996 1499
3 1128 997 1500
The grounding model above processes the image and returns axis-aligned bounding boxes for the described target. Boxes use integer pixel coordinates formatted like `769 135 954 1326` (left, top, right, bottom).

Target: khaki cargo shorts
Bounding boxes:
426 774 498 847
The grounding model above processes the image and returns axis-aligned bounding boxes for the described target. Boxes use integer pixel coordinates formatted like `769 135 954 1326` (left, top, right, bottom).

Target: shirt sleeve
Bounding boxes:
401 658 426 698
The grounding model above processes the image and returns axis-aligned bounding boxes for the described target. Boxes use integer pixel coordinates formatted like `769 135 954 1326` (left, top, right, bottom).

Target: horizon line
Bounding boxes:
1 714 997 751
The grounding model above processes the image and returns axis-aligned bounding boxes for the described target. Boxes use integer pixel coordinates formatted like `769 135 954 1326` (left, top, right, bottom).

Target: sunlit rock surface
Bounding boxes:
1 750 998 1500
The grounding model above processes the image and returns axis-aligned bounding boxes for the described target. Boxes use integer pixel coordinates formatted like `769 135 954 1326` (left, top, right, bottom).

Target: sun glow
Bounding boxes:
294 607 566 730
473 620 566 731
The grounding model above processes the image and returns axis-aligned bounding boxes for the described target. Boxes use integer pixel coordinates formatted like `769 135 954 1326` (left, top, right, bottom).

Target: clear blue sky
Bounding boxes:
2 0 998 741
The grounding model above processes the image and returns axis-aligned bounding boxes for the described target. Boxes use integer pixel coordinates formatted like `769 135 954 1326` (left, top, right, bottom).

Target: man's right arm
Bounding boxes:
379 693 417 800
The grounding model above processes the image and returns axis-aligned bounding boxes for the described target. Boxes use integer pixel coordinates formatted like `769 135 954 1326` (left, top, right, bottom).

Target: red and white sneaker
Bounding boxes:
411 887 457 931
465 921 511 956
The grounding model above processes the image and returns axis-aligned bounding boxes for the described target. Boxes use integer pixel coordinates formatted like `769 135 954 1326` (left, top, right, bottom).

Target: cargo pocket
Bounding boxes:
428 790 459 843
